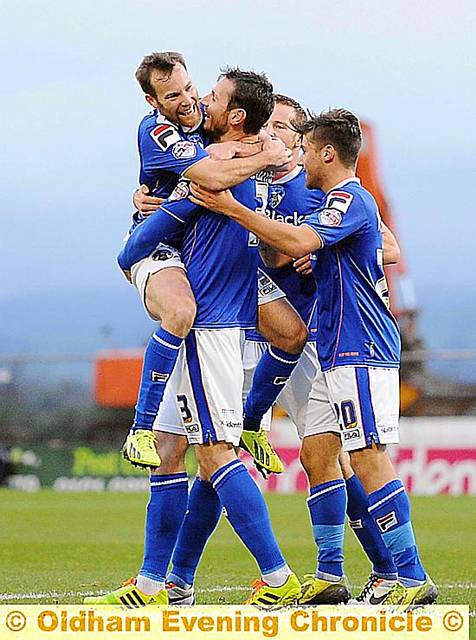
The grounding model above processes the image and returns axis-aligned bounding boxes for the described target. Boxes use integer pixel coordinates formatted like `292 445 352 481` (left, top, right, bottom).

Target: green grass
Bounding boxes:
0 490 474 612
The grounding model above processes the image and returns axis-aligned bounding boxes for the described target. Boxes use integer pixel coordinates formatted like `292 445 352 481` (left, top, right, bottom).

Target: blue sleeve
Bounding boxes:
302 190 367 246
140 123 208 176
118 184 198 270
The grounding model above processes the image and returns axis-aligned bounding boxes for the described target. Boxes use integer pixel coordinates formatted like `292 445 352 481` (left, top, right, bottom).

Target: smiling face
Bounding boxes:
265 102 301 151
146 63 200 129
301 133 335 190
201 77 241 141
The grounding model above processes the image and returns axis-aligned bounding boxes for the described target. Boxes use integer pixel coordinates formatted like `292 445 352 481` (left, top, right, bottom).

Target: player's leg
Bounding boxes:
246 274 307 428
241 271 307 474
329 366 437 605
85 358 190 606
123 251 196 468
240 338 278 475
339 450 399 603
294 366 350 604
171 328 300 607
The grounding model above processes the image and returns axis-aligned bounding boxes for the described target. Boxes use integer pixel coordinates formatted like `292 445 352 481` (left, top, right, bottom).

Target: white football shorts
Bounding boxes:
323 365 400 451
130 244 186 321
242 340 339 439
154 328 244 446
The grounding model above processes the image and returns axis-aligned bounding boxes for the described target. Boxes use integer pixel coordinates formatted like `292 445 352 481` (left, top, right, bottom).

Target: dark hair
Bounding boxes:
274 93 307 128
219 67 274 134
295 108 362 167
135 52 187 97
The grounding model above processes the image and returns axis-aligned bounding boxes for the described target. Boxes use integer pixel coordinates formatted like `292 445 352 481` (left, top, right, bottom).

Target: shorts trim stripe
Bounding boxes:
355 367 379 445
185 332 217 443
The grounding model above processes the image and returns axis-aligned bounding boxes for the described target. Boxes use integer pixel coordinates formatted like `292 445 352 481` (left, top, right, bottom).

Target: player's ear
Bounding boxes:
145 93 159 110
229 108 246 128
322 144 335 164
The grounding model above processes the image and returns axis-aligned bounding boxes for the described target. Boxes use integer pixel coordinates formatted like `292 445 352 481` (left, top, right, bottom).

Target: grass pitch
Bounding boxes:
0 490 474 613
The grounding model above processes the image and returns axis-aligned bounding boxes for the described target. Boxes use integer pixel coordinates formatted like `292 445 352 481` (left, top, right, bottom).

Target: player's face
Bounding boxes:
265 103 301 150
301 135 325 189
147 63 200 129
201 78 236 141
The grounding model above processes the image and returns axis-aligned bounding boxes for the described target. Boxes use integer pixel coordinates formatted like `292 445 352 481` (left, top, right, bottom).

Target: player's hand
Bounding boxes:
133 185 164 215
293 254 313 275
262 136 292 171
189 182 237 214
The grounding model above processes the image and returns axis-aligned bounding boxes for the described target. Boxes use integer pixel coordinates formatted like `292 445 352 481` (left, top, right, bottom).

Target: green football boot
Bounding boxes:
300 574 351 605
121 429 161 469
383 576 438 606
240 428 284 476
245 573 301 609
84 578 167 607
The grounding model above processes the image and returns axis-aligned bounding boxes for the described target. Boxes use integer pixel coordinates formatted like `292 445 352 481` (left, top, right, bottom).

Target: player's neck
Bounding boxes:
273 158 299 182
321 168 356 193
219 130 259 144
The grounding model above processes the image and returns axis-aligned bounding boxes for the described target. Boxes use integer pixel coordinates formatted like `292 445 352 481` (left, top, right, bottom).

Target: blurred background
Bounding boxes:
1 0 475 494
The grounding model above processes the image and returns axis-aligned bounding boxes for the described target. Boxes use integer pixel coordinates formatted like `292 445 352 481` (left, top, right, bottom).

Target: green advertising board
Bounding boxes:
5 445 197 491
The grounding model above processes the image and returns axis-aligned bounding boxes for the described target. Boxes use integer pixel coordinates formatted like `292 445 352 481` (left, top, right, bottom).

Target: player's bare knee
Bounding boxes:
155 434 188 474
195 443 235 481
162 296 196 337
274 320 307 354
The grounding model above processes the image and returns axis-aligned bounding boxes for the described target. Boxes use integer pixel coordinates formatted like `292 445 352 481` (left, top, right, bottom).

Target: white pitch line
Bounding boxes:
1 583 474 603
0 586 249 602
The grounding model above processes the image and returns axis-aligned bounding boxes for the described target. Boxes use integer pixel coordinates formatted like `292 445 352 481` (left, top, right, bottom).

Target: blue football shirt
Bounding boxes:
303 178 401 371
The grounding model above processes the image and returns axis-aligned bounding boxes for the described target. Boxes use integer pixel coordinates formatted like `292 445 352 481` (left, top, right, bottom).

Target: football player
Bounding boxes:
85 69 302 608
190 108 437 606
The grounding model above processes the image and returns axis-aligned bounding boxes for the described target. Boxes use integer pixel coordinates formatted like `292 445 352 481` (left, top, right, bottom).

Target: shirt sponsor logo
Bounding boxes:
267 209 308 226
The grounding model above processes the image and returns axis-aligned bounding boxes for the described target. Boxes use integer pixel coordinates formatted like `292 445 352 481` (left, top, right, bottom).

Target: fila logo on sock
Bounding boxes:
349 519 363 529
273 376 288 385
376 511 398 532
151 371 170 382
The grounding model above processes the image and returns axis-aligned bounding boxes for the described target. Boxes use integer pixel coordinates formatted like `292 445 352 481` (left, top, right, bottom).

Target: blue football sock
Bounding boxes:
307 479 347 580
368 479 426 586
169 477 223 587
244 346 300 430
346 475 397 579
211 460 286 575
140 473 189 583
133 327 183 430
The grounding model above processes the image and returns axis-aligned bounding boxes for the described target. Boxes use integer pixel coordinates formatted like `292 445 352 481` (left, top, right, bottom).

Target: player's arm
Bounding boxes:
259 244 293 268
381 222 400 265
189 184 320 257
183 136 291 191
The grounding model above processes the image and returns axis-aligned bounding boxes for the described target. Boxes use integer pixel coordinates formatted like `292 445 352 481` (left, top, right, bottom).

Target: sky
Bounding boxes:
1 0 476 346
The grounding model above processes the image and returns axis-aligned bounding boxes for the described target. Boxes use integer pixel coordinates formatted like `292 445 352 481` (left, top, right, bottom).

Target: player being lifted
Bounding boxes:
190 109 437 606
121 52 306 475
86 69 301 608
